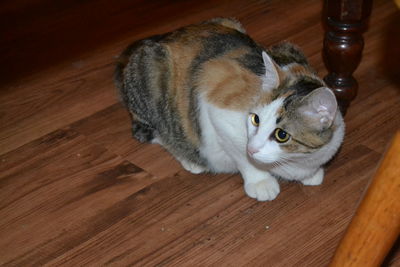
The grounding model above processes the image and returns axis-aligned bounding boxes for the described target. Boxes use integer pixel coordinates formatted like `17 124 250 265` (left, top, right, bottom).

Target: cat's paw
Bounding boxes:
180 159 207 174
244 178 280 201
301 168 324 186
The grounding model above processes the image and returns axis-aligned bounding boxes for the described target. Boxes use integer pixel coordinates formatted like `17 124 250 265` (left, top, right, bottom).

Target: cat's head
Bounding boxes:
246 44 344 169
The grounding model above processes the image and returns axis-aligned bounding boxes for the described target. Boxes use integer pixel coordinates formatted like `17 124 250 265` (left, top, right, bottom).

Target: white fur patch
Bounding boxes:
198 94 247 173
247 98 284 163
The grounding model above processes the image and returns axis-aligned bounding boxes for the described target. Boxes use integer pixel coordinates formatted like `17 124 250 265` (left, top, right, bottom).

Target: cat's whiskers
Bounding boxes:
271 156 295 175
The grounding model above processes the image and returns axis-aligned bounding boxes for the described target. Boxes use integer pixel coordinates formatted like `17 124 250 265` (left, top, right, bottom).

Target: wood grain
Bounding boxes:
1 0 400 265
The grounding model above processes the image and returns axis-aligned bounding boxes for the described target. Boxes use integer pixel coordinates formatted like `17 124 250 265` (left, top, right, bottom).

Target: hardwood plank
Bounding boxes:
0 128 157 265
46 172 240 266
0 64 117 155
0 128 381 266
70 104 183 179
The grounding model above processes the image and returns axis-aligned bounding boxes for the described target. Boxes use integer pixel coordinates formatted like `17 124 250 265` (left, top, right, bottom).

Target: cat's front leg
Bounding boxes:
241 167 280 201
301 168 324 186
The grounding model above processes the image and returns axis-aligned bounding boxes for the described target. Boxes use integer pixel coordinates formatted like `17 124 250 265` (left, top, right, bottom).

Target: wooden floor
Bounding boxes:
1 0 399 265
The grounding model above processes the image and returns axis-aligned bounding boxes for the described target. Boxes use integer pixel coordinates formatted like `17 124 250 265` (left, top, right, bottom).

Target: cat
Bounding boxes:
115 18 345 201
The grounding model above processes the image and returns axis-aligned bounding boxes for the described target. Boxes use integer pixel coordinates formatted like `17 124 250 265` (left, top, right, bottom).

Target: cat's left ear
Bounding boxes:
299 87 338 129
262 51 280 91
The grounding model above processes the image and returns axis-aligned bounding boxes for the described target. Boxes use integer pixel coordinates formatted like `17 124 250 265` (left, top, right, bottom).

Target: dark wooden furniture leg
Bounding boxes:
323 0 373 114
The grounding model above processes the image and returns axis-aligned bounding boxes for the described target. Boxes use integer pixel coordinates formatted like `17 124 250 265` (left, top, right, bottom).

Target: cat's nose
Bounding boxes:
247 147 259 156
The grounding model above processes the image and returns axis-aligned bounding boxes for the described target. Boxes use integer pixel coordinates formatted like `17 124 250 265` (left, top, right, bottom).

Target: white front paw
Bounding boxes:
245 178 280 201
301 168 324 186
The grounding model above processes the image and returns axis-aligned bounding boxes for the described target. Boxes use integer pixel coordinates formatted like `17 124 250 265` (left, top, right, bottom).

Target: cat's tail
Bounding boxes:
206 17 246 33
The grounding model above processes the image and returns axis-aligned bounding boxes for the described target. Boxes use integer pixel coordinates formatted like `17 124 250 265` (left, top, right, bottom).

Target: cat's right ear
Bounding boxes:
262 51 280 91
299 87 338 130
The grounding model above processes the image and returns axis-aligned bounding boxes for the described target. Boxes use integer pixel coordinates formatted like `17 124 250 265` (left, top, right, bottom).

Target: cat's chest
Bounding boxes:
201 96 247 140
198 95 248 172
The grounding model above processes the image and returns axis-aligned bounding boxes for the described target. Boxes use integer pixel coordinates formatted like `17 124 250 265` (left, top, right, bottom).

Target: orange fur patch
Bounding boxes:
166 41 202 145
161 23 250 144
197 55 262 111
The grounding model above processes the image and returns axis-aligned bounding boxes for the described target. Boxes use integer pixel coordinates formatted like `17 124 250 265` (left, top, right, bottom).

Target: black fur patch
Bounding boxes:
236 53 265 76
283 77 324 109
190 31 264 76
268 42 309 66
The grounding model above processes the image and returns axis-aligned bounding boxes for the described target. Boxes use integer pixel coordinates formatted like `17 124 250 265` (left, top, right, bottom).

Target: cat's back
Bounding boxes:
115 18 265 141
115 18 246 90
115 18 264 99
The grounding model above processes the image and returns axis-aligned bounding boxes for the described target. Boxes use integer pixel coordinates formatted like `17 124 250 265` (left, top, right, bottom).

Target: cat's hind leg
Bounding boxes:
131 120 155 143
177 157 207 174
301 168 324 186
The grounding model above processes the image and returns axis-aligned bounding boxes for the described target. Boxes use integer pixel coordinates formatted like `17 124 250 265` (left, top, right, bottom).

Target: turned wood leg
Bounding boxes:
323 0 373 114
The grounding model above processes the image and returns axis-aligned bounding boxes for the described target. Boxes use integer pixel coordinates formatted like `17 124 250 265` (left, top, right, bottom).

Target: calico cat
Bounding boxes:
115 18 345 201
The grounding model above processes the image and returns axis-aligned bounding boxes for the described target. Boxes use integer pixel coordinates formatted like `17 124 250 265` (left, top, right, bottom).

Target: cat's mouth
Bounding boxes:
247 147 259 157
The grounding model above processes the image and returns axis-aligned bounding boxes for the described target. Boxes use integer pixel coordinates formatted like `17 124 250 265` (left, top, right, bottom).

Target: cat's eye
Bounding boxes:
250 114 260 126
274 128 290 143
